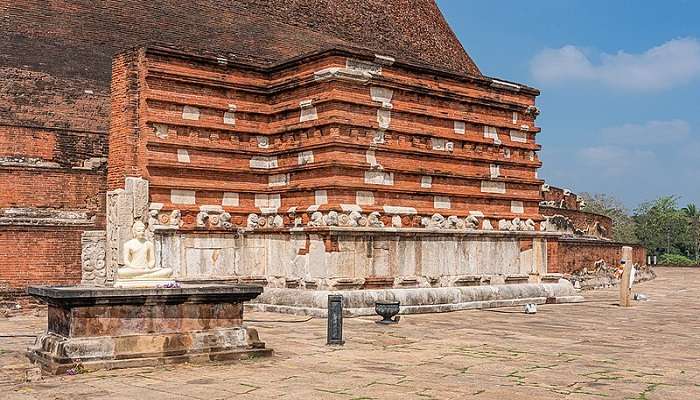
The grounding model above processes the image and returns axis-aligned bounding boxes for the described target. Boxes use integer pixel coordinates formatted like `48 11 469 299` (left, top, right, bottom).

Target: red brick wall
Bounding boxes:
124 47 543 230
541 207 613 239
554 239 646 274
0 228 83 288
108 50 145 189
542 186 580 210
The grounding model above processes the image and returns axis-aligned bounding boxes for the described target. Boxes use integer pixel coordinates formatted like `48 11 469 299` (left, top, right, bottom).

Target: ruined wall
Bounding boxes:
539 186 613 240
110 47 543 233
0 229 84 288
156 230 550 290
554 239 646 275
0 125 107 290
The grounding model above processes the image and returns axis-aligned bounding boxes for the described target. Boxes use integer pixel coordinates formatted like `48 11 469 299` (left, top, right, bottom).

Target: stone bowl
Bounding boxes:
375 301 400 324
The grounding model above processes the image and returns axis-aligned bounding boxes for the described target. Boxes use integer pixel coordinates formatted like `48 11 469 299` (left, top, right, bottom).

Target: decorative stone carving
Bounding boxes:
443 216 463 229
482 219 494 230
247 213 260 228
115 221 173 286
81 231 107 286
466 215 479 229
271 214 284 228
221 212 233 229
196 211 209 227
391 215 402 228
323 211 339 227
498 219 513 231
540 215 575 234
125 177 149 221
308 211 324 227
524 219 536 231
368 212 384 227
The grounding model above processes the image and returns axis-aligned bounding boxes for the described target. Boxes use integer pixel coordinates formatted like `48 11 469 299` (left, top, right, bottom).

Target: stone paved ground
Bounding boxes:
1 267 699 399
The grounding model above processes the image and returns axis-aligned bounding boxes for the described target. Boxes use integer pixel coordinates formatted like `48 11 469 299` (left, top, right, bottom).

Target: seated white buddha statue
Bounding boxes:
117 221 173 280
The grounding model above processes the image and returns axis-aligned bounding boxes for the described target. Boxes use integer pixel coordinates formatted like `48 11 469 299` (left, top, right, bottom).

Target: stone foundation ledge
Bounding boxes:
28 328 271 375
247 280 583 317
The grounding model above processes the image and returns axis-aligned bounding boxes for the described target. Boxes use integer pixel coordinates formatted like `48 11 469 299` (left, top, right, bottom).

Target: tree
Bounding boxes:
682 203 700 260
580 192 638 243
633 196 693 256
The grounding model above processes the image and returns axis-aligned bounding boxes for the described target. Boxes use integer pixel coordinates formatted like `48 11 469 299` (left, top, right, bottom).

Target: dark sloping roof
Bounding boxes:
0 0 479 131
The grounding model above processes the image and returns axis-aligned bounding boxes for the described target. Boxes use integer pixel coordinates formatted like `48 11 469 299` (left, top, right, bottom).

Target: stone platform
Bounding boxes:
26 285 272 374
249 279 583 317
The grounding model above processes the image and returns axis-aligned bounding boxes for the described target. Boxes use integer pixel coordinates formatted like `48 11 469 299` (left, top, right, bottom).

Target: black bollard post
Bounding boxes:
327 294 345 346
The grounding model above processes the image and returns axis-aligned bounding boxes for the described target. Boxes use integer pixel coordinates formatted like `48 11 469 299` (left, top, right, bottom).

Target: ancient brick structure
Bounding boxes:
110 46 542 230
0 1 645 296
0 0 477 292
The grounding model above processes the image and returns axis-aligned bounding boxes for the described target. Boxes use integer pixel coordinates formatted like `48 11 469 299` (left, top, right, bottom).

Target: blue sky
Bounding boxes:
436 0 700 210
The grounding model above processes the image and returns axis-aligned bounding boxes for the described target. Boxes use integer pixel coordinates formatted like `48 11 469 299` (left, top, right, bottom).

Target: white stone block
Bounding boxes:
511 201 525 214
257 136 270 148
490 164 500 178
171 189 196 205
268 174 289 187
356 191 375 206
299 100 318 122
383 206 417 215
481 181 506 194
315 190 328 205
366 150 378 166
255 194 281 210
222 192 240 207
421 176 432 189
377 109 392 129
154 124 168 139
364 171 394 186
512 112 519 124
510 130 528 143
340 204 363 212
374 54 395 66
504 148 512 158
454 121 466 134
306 205 320 212
469 211 484 217
431 137 447 151
484 126 501 144
176 149 190 163
182 105 200 121
250 156 278 169
346 58 382 75
434 196 451 209
373 130 385 144
200 205 223 213
370 87 394 105
298 150 314 165
223 111 236 126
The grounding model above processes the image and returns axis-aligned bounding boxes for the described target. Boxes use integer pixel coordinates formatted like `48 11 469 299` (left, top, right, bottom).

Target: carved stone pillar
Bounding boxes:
81 231 107 286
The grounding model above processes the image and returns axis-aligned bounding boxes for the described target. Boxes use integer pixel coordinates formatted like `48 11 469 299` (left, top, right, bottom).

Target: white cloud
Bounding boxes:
577 145 655 176
531 38 700 90
601 120 690 145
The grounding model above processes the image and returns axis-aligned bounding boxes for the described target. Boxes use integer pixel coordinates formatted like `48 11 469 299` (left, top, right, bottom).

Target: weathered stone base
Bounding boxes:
113 279 176 288
247 280 584 317
28 328 271 375
26 285 272 375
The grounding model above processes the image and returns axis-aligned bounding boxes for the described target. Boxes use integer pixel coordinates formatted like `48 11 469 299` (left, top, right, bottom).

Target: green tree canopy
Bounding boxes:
633 196 694 257
580 192 638 243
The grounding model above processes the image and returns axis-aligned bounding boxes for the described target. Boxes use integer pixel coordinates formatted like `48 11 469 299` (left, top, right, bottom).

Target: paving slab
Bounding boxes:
0 267 699 399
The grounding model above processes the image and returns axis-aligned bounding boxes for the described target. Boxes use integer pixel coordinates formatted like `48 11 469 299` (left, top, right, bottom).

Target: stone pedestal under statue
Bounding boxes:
26 285 272 374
